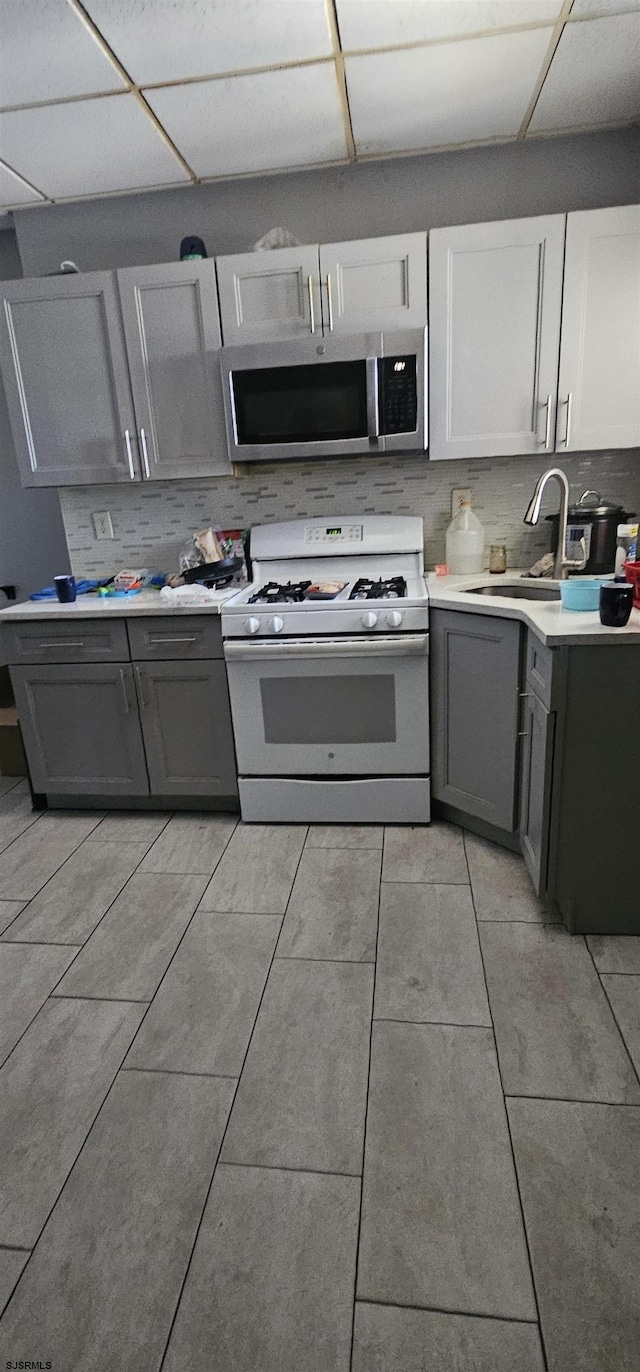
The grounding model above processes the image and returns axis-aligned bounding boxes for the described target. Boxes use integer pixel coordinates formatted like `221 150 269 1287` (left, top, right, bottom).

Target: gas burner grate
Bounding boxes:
349 576 407 601
248 580 312 605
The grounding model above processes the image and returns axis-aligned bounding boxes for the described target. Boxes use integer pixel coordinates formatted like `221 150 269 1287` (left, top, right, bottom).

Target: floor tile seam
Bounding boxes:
348 844 383 1372
0 812 167 945
590 969 640 977
156 827 309 1372
49 992 153 1003
0 940 110 1073
91 811 173 843
215 1158 362 1180
475 918 562 926
0 939 83 948
583 937 640 1094
505 1092 640 1109
143 814 240 894
379 878 471 886
0 1243 31 1253
0 809 106 905
0 778 24 796
0 813 41 856
120 1065 238 1081
462 828 549 1370
372 1017 494 1029
354 1294 542 1326
274 954 375 966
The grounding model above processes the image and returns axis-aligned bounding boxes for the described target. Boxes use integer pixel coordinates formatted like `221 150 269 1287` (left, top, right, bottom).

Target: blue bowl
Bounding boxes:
559 578 607 611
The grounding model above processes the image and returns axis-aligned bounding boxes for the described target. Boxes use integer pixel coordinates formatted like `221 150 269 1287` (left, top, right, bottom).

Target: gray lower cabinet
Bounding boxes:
134 659 237 797
430 609 521 831
519 689 556 896
11 662 150 795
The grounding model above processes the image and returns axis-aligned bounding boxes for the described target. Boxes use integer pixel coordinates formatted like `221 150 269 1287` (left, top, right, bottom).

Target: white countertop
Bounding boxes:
427 572 640 646
0 587 240 621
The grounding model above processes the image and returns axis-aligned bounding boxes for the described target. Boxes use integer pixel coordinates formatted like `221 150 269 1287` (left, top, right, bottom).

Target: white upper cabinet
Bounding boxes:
216 233 427 344
216 246 321 345
557 205 640 453
318 233 427 335
428 216 566 461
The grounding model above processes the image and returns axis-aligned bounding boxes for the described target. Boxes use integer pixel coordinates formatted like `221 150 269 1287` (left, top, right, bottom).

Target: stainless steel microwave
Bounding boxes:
220 328 427 463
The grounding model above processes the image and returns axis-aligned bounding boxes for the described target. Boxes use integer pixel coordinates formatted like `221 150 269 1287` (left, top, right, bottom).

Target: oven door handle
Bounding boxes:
224 634 429 661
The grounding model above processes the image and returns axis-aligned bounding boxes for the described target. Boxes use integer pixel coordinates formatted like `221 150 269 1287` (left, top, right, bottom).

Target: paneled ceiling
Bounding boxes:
0 0 638 210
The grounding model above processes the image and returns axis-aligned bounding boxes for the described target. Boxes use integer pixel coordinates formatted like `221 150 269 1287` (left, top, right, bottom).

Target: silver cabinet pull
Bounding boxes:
326 272 334 332
125 428 136 480
366 357 380 441
140 427 151 479
538 394 552 448
517 730 529 738
307 275 316 335
135 666 148 709
149 635 197 645
39 639 85 648
119 668 130 713
559 393 573 447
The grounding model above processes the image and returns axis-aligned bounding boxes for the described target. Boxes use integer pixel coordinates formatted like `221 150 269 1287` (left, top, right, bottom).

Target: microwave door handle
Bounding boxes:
366 357 380 442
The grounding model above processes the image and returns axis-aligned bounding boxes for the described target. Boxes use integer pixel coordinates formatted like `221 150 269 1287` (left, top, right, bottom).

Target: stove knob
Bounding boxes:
386 610 404 628
245 616 261 635
269 616 285 634
361 611 378 629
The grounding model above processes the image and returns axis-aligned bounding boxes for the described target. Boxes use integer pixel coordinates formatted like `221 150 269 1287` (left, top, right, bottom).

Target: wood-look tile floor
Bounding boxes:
0 782 638 1371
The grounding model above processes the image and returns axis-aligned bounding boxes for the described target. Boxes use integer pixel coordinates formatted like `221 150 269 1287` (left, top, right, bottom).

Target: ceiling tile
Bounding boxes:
0 161 45 211
0 0 125 108
337 0 562 50
82 0 333 84
0 96 189 200
570 0 640 15
346 26 552 153
529 12 640 131
146 64 347 177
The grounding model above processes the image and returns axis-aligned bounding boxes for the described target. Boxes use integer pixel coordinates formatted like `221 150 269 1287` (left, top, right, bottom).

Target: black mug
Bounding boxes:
599 580 633 628
54 575 76 603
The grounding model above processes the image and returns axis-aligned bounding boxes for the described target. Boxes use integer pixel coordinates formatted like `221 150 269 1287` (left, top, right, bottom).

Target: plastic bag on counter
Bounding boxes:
253 226 301 251
159 584 230 606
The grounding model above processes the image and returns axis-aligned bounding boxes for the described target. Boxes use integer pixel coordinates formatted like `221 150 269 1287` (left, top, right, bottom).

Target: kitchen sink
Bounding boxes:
463 583 561 600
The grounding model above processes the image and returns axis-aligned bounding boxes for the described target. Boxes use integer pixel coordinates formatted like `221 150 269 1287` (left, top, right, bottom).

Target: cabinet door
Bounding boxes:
11 663 149 795
557 205 640 452
135 659 237 797
216 245 321 344
0 272 139 486
117 262 231 479
319 233 427 334
429 216 565 460
519 691 555 897
431 609 521 830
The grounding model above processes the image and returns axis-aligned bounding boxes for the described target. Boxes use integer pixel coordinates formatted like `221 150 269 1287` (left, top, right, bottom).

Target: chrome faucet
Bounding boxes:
524 467 588 580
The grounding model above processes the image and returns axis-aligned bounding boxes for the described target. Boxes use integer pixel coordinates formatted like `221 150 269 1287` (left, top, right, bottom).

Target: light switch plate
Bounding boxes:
451 488 471 518
92 511 114 539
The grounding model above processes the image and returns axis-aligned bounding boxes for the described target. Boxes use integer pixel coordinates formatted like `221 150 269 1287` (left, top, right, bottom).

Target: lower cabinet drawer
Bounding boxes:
2 618 129 665
127 616 223 660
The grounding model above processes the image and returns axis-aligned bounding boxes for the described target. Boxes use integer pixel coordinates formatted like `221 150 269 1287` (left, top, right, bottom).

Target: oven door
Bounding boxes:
224 634 430 776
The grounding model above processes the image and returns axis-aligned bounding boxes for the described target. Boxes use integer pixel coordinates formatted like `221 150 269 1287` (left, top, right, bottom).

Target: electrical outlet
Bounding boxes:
451 488 471 518
92 511 114 540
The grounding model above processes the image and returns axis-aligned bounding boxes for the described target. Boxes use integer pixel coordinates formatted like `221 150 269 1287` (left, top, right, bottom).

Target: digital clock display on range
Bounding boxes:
326 527 342 536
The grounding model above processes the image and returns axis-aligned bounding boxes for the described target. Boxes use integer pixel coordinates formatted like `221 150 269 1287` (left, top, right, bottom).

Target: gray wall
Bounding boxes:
0 230 70 608
13 125 640 274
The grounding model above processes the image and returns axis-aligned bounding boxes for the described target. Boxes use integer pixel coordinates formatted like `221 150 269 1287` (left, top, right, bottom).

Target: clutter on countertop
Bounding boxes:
524 551 556 579
253 227 301 251
31 577 107 600
559 577 610 612
445 499 484 574
168 528 247 589
599 580 634 627
159 584 232 606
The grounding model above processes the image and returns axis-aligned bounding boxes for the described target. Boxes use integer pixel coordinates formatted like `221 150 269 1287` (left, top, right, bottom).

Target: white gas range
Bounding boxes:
222 516 430 824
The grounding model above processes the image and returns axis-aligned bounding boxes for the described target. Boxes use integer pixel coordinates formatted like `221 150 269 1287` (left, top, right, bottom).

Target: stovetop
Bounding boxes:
349 576 407 601
247 576 409 605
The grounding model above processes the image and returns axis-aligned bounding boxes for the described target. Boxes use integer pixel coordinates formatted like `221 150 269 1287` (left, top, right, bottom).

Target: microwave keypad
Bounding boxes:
379 356 418 434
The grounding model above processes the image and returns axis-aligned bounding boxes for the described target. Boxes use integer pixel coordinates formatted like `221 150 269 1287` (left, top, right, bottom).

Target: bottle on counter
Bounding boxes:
445 500 485 574
614 523 638 576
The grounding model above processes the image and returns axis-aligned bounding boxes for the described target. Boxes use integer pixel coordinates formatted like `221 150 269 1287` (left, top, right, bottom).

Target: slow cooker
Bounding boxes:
546 490 636 576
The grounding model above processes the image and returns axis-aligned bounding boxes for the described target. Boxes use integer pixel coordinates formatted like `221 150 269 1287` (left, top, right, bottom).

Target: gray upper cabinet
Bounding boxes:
557 204 640 452
216 245 320 345
429 215 565 461
117 261 231 479
430 608 522 831
134 658 238 797
0 272 139 487
11 662 149 795
318 233 427 335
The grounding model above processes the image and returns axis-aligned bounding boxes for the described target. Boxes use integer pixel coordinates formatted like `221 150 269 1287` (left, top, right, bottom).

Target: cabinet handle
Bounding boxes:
125 429 136 480
148 635 197 645
559 393 573 447
140 427 151 479
519 691 532 698
538 394 552 448
326 272 334 332
135 666 148 709
307 275 316 335
119 668 130 713
38 639 85 648
517 730 529 738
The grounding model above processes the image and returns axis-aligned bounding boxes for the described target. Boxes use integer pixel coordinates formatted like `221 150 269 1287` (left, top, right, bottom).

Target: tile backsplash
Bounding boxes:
59 450 640 578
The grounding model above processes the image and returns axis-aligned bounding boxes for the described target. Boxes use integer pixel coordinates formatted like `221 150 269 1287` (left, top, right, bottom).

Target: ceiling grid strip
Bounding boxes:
326 0 357 161
517 0 577 138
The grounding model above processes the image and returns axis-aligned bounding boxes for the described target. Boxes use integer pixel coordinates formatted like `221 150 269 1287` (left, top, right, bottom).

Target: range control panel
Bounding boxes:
379 355 418 435
304 524 363 544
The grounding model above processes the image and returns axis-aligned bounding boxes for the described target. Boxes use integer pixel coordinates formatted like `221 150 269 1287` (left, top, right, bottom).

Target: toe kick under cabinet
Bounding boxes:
3 616 238 806
431 609 640 935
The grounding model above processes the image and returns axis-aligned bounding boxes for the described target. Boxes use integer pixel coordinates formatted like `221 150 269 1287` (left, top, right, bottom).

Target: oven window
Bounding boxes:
232 360 368 445
261 676 396 745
